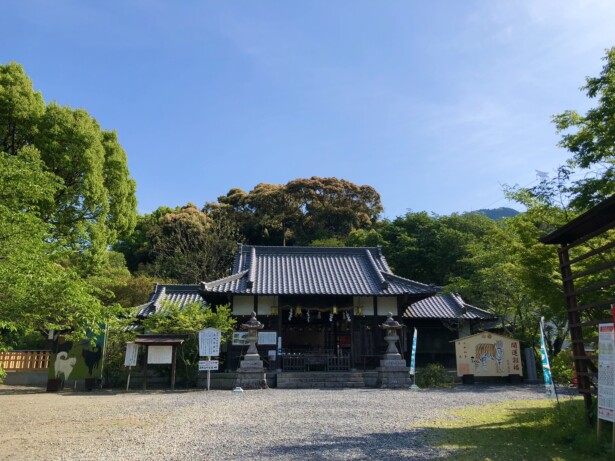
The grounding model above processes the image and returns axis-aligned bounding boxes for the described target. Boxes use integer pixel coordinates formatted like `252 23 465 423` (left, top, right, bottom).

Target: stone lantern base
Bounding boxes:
377 358 411 388
377 365 411 388
234 356 268 390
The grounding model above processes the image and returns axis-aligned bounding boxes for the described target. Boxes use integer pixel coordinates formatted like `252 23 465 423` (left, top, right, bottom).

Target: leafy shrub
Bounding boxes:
416 363 455 388
551 349 574 385
0 365 6 383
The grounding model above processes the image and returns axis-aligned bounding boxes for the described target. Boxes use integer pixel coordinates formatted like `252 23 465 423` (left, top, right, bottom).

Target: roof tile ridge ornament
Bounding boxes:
236 242 244 274
201 270 249 290
381 271 441 293
247 247 257 289
450 293 468 316
364 249 388 290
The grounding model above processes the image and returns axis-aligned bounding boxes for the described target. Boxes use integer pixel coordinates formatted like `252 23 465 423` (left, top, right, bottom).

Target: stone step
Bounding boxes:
278 375 363 381
277 381 366 389
278 373 364 379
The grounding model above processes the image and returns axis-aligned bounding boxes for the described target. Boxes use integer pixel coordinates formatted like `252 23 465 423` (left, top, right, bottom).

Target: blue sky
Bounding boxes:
2 1 615 218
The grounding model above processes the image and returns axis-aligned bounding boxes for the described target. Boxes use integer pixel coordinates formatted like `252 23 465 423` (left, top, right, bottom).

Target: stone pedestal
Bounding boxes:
377 359 411 388
234 355 268 390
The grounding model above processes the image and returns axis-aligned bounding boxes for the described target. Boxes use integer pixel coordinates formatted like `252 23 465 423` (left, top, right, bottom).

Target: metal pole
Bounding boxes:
207 355 211 391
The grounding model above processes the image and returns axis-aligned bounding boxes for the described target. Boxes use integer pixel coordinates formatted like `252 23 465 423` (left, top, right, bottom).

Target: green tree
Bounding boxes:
113 206 175 273
0 62 137 271
147 203 239 283
376 212 498 286
552 47 615 209
206 177 383 246
141 302 235 386
0 152 112 354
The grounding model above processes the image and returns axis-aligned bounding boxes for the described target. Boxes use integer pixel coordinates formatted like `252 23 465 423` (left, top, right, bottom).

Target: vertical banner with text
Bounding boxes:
409 328 417 376
539 317 556 398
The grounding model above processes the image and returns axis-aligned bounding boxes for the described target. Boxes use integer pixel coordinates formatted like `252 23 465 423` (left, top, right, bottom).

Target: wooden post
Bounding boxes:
207 355 211 391
171 345 177 391
143 346 148 391
126 366 132 391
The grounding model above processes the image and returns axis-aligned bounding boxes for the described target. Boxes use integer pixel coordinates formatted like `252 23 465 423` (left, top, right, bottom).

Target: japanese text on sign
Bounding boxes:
198 360 219 371
598 324 615 422
199 328 221 357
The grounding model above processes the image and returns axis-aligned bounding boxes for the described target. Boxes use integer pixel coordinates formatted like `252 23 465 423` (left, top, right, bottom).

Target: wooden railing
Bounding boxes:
327 355 350 371
281 354 351 372
0 351 51 371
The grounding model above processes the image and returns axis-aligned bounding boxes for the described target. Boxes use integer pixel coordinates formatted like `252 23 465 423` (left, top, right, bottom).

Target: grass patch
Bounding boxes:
418 398 611 460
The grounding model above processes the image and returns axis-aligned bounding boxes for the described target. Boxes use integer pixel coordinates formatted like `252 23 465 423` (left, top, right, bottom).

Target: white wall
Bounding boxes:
377 297 397 316
353 296 374 316
257 296 278 315
232 295 254 315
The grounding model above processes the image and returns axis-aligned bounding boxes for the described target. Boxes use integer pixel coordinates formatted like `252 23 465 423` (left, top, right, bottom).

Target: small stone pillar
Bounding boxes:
377 313 411 388
234 312 268 390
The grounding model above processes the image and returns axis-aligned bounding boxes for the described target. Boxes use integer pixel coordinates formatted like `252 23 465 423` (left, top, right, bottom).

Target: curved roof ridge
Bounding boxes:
202 270 249 290
364 249 388 289
383 272 439 292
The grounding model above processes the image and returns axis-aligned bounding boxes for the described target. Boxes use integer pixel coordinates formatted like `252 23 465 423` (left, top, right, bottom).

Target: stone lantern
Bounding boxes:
377 312 410 388
234 312 268 390
379 312 405 361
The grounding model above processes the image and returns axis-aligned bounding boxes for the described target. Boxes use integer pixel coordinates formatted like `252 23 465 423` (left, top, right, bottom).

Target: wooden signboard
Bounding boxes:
454 332 522 377
147 345 173 364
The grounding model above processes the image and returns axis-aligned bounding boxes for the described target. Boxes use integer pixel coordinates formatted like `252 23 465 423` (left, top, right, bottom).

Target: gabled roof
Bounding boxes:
403 293 496 320
136 284 204 318
201 244 438 297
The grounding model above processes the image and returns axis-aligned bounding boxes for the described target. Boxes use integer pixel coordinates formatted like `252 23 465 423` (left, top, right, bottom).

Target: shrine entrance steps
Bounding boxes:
276 371 369 389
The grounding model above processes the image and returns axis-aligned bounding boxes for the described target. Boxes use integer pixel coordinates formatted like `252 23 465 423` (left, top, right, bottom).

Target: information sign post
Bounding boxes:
598 319 615 449
198 328 222 391
124 342 139 391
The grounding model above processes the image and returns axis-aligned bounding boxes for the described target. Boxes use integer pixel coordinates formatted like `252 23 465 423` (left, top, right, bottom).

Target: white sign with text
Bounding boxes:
199 328 221 357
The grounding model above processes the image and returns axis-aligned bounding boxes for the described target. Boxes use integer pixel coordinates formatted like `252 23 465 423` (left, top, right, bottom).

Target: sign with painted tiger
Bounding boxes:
454 332 522 377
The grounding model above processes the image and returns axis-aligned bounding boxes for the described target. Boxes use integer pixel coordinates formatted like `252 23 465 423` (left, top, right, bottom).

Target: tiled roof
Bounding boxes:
403 293 496 320
201 245 438 297
137 284 204 318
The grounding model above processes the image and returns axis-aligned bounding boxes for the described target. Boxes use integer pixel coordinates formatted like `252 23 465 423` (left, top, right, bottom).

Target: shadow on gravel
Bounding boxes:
0 386 46 395
257 430 442 461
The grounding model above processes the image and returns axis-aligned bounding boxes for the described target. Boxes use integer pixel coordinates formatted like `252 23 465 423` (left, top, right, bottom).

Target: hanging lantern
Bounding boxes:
317 311 322 320
270 306 278 316
295 306 302 316
332 306 338 315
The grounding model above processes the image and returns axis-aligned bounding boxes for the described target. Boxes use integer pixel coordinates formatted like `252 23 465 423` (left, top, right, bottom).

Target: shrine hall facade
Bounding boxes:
138 244 496 371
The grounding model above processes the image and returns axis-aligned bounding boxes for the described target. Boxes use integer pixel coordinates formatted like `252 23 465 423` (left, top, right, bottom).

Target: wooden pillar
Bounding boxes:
558 245 593 415
171 345 177 391
142 346 148 391
350 309 355 369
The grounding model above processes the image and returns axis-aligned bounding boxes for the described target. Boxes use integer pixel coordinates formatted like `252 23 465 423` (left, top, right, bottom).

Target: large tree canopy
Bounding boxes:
0 62 137 271
552 46 615 209
0 151 111 347
146 203 239 283
206 176 383 246
0 63 137 364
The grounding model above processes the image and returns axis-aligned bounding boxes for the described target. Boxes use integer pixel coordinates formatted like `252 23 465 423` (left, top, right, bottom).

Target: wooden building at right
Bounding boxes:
541 193 615 413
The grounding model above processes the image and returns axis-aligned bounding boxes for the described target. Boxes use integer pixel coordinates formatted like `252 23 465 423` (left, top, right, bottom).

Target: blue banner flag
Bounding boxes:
409 328 417 375
539 317 556 398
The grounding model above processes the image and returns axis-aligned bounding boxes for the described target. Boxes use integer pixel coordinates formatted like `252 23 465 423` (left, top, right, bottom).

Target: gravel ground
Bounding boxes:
0 384 548 461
